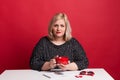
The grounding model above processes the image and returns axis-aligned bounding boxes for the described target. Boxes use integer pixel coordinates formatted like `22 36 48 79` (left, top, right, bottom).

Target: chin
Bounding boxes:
56 35 64 38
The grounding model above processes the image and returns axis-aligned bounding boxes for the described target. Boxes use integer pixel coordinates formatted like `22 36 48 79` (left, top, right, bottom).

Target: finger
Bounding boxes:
52 59 56 63
68 60 70 64
53 55 59 58
58 65 66 71
50 62 57 69
59 64 65 67
50 59 56 63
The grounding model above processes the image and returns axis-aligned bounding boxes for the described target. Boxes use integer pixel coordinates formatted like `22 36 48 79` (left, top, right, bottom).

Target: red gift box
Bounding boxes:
55 56 68 65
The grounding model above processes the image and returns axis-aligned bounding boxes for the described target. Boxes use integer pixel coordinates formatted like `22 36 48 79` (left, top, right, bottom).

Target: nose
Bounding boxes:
57 26 60 30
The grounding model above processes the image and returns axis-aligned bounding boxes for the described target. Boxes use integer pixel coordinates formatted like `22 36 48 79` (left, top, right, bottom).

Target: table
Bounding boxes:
0 68 114 80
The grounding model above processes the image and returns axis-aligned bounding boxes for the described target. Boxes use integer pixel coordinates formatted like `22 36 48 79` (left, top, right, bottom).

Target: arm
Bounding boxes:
72 38 89 70
30 37 57 71
57 38 89 71
30 40 45 71
30 38 51 71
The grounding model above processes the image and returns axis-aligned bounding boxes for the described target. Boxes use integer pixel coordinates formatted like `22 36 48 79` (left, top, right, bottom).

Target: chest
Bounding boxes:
43 43 74 60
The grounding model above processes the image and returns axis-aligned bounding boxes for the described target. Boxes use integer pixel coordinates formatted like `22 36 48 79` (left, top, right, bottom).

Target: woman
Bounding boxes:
30 13 89 71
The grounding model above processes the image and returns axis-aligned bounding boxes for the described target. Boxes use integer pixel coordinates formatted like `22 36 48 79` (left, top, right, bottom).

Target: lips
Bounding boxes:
56 32 61 34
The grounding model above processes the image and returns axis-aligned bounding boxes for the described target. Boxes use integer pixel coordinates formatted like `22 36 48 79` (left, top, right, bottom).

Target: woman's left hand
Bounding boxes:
57 64 69 71
57 62 78 71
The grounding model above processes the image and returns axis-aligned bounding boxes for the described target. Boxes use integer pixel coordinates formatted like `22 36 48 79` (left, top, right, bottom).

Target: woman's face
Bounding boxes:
52 19 66 39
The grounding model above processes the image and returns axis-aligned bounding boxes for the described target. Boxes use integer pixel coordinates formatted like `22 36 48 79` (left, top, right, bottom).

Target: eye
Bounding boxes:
60 24 65 27
54 24 58 27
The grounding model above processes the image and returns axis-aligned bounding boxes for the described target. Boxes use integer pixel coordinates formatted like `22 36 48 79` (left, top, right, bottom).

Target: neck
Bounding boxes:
51 37 65 45
54 37 64 42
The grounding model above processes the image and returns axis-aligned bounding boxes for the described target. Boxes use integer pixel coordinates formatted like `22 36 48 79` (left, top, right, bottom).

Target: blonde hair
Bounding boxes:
48 13 72 41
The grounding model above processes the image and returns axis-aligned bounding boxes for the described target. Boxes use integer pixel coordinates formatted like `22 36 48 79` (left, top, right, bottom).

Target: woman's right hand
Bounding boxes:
49 58 57 69
49 55 59 69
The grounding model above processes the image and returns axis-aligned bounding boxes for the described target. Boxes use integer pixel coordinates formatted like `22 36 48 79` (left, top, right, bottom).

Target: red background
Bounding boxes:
0 0 120 79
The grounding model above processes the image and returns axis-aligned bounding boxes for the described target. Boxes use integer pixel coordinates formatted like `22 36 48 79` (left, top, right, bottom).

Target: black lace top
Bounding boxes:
30 36 89 71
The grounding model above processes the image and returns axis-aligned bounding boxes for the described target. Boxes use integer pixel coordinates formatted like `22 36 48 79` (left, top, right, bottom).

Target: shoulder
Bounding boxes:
39 36 49 41
36 36 50 45
69 37 83 46
69 38 85 51
70 37 79 43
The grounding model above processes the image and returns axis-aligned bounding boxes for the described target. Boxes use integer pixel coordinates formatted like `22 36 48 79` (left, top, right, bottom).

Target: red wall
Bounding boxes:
0 0 120 79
